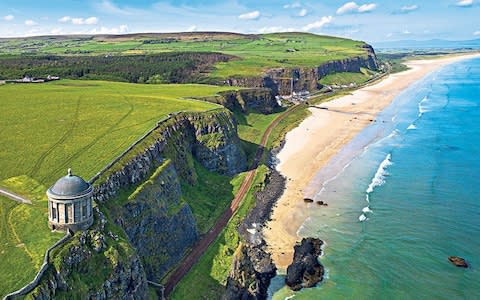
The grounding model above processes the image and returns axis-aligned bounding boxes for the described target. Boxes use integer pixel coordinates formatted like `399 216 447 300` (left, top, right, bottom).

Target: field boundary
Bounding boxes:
2 231 72 300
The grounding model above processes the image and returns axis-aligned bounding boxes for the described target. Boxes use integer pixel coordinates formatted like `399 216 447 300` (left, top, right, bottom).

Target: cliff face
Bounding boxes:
93 108 246 202
110 161 199 282
224 169 285 300
91 108 246 285
223 242 276 300
225 44 379 95
216 89 279 114
30 209 149 300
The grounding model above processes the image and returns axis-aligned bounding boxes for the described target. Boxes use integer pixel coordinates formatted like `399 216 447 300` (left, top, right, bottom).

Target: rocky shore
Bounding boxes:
224 162 286 299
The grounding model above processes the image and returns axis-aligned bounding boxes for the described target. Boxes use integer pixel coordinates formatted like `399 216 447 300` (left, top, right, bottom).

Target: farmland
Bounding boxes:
0 32 369 79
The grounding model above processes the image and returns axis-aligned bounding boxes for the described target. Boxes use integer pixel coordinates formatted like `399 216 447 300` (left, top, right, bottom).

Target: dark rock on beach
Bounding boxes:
286 238 324 291
448 256 468 268
223 242 276 300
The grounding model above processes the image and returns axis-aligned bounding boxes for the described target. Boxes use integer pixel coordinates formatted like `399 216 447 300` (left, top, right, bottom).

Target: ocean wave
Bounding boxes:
366 153 393 194
418 96 429 116
407 124 417 130
359 214 368 222
362 206 373 213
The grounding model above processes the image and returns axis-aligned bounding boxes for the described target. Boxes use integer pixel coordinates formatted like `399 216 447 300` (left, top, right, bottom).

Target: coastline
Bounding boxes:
263 52 480 270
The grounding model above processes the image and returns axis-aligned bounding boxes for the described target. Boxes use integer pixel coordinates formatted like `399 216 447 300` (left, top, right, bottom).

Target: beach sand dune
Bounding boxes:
263 53 480 270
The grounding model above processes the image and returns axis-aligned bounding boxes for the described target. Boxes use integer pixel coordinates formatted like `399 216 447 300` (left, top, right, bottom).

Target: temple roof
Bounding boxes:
47 168 91 198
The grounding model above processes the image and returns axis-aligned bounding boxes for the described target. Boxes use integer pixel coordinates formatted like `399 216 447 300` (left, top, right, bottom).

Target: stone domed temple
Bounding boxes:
47 168 93 232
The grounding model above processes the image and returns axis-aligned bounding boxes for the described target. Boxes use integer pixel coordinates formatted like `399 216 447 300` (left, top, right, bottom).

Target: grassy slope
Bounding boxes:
0 80 235 187
0 79 236 296
0 177 63 296
0 33 368 79
319 67 375 86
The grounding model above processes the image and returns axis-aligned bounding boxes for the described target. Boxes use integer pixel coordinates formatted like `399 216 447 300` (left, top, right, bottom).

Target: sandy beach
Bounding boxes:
263 52 480 270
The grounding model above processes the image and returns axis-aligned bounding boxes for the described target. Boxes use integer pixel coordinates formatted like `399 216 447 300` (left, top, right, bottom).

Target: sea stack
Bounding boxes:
285 238 324 291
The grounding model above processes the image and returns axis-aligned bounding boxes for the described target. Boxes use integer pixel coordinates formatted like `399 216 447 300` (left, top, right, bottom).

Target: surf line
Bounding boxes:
359 153 393 222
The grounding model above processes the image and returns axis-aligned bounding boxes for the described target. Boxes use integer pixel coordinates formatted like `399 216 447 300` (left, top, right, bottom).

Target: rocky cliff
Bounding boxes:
224 169 285 299
107 161 199 282
90 108 246 287
30 208 149 299
223 242 276 300
225 44 379 95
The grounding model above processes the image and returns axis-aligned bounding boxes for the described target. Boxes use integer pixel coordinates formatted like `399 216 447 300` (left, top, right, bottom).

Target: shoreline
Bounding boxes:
263 52 480 270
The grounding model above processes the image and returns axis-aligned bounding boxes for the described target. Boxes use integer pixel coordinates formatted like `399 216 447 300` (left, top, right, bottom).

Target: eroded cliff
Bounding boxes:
93 108 246 284
225 44 379 95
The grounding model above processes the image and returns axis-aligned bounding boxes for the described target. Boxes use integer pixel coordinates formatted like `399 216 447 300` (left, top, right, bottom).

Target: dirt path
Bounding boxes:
163 104 300 297
0 188 32 204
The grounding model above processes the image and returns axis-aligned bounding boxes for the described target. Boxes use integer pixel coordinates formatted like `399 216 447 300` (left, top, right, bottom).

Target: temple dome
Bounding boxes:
48 168 91 197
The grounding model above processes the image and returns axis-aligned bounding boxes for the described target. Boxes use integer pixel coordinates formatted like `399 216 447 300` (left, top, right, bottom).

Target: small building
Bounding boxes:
47 168 93 232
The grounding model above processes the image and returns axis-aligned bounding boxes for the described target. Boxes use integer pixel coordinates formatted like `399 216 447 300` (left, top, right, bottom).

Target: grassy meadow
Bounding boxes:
0 79 237 187
0 32 368 79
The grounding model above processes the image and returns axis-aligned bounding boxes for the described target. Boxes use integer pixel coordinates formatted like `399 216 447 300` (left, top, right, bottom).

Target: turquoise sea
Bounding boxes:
271 57 480 299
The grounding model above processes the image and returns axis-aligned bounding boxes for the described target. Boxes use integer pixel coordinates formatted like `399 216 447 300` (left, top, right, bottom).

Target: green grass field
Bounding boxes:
0 177 63 297
0 32 369 79
0 80 237 188
0 79 238 296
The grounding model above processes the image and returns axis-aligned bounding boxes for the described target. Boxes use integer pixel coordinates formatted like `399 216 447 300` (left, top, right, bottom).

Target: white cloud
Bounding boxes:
186 25 197 32
386 33 393 37
297 8 308 17
456 0 473 7
58 16 71 22
3 15 14 21
238 11 260 20
258 26 295 33
284 2 302 9
336 2 377 14
474 30 480 36
71 17 99 25
91 24 128 35
302 16 334 31
358 3 377 12
401 5 418 12
24 20 37 26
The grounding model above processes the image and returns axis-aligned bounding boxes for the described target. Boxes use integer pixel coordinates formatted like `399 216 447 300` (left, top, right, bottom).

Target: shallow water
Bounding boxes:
270 58 480 299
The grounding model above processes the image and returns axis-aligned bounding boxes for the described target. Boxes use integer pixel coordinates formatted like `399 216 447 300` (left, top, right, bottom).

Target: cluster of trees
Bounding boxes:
0 52 233 83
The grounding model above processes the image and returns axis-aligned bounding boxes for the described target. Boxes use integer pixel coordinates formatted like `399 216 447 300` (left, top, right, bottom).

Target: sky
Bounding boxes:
0 0 479 42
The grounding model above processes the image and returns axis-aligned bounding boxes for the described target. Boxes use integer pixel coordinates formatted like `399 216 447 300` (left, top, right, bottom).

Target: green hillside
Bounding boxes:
0 32 369 79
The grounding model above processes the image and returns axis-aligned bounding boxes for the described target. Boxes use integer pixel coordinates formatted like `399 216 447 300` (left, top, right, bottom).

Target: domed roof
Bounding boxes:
48 168 91 198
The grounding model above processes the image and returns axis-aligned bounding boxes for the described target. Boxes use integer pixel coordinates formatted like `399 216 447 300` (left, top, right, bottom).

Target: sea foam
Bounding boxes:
360 153 392 222
407 124 417 130
418 96 429 116
366 153 393 194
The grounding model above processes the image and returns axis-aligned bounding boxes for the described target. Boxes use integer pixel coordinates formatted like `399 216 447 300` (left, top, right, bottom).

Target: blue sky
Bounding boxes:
0 0 479 42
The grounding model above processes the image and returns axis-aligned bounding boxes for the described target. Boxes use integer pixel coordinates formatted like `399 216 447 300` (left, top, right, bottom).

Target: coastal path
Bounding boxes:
0 187 32 204
163 104 301 297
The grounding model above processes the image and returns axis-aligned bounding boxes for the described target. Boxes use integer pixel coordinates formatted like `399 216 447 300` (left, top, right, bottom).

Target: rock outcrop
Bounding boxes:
448 256 468 268
111 161 199 282
225 44 378 95
224 168 285 299
88 108 246 287
93 108 246 203
30 208 149 299
223 242 276 300
285 238 324 291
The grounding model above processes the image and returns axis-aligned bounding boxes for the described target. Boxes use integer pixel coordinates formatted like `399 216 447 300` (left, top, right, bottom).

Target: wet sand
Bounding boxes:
263 53 480 270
